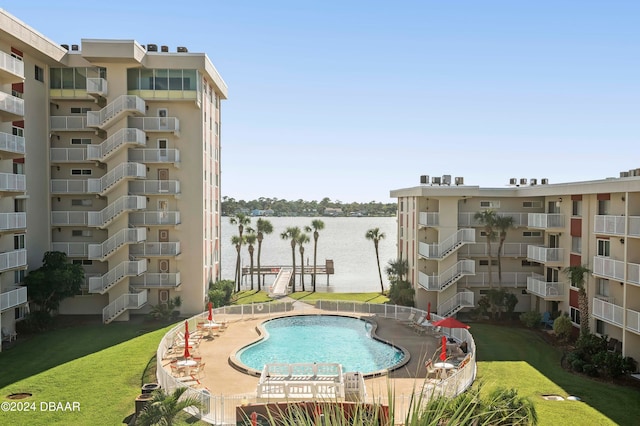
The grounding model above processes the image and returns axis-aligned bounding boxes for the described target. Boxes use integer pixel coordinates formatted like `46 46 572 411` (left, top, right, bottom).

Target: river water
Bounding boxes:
221 216 397 293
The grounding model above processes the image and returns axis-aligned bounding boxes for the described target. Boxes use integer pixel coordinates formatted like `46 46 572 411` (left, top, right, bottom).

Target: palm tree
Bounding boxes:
296 233 310 291
564 264 592 336
231 235 244 292
135 387 203 426
385 258 409 283
229 213 251 289
245 229 257 290
366 227 386 294
280 226 301 292
305 219 325 292
474 210 498 288
255 218 273 291
495 215 514 286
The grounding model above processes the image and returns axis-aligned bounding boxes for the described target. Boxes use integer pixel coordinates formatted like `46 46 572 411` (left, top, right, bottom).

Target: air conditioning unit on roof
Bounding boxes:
541 178 549 184
520 178 527 185
530 178 537 185
420 175 429 184
432 176 441 185
455 177 464 185
442 175 452 185
509 178 517 185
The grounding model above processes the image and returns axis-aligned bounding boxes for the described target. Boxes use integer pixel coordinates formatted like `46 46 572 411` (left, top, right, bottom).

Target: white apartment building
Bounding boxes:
0 10 227 345
391 173 640 362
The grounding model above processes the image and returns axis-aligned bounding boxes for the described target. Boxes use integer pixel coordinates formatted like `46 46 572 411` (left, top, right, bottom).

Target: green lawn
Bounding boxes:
289 291 389 304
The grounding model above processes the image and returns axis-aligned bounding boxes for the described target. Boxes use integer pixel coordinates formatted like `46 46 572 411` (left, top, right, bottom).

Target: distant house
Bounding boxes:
323 207 343 217
251 209 274 216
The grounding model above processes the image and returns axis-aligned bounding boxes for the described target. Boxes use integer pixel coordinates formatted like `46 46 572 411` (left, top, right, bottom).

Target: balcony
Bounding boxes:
128 148 180 164
50 116 89 131
0 173 25 193
418 212 439 227
88 259 147 294
418 260 475 291
52 211 88 226
526 274 565 300
86 78 108 98
0 131 25 158
527 246 564 266
0 51 24 83
130 272 181 288
0 286 27 312
51 180 88 194
628 309 640 334
527 213 565 230
87 95 145 130
458 242 529 258
458 212 529 227
129 180 180 196
88 227 146 261
592 256 640 286
130 241 181 257
418 229 475 260
129 116 180 135
594 215 625 235
86 128 146 162
0 212 26 232
461 272 530 288
87 162 146 195
0 91 24 120
629 216 640 237
592 298 624 328
129 211 180 226
0 249 27 273
50 147 88 162
51 242 89 257
87 195 146 228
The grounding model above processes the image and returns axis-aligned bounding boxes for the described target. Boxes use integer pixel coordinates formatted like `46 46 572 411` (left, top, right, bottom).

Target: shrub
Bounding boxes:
553 314 573 342
208 279 235 307
519 311 541 328
388 280 415 307
15 311 53 334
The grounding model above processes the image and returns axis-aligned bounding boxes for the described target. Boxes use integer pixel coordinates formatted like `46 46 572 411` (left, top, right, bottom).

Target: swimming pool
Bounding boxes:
235 315 406 375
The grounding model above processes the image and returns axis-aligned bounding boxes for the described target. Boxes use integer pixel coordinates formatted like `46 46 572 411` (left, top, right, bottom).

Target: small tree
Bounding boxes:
495 215 514 286
255 218 274 290
135 387 203 426
365 228 386 294
474 210 497 288
553 314 573 342
563 265 592 337
245 229 257 290
295 232 310 291
305 219 325 292
208 280 235 307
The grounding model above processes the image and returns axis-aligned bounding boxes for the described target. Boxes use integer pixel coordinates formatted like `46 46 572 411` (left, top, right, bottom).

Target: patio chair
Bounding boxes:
1 327 16 342
401 311 416 324
607 338 619 352
541 312 554 329
425 360 439 382
409 315 426 331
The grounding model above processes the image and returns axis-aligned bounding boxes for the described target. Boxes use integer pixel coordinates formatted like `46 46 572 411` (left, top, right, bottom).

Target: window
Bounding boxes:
522 201 543 208
571 236 582 254
71 169 92 175
597 279 609 297
521 260 540 267
71 199 92 206
73 259 93 265
572 200 582 216
14 234 25 249
597 239 610 257
523 231 542 237
596 320 605 335
598 200 610 215
35 65 44 82
72 230 93 237
70 107 92 114
570 307 581 325
13 162 24 175
14 199 25 212
480 200 500 208
14 269 25 284
12 127 24 138
71 138 91 145
479 260 498 266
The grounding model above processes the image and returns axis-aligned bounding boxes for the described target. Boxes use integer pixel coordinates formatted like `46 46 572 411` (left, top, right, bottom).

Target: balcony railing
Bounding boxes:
88 259 147 294
526 274 565 300
0 249 27 272
0 91 24 118
86 78 108 97
129 180 180 195
103 290 147 324
629 217 640 237
438 291 474 318
87 162 146 195
458 212 529 227
527 246 564 264
51 179 88 194
418 212 439 227
628 309 640 334
418 260 475 291
0 286 27 312
458 242 529 257
0 173 25 192
88 227 146 260
87 195 146 228
527 213 565 229
51 242 89 257
130 272 181 288
593 256 640 285
418 229 475 259
50 147 88 162
87 95 145 129
50 116 89 131
0 50 25 81
592 298 624 327
129 211 180 226
0 131 25 156
129 116 180 134
128 149 180 164
0 212 26 232
86 128 146 162
130 241 181 257
594 215 625 235
52 211 88 226
461 272 531 288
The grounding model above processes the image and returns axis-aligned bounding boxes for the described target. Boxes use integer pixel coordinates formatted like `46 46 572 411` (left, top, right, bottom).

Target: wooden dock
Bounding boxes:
241 260 335 288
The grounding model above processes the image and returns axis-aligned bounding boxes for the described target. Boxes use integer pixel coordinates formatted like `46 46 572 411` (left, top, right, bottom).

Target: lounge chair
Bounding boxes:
409 315 426 331
401 311 416 324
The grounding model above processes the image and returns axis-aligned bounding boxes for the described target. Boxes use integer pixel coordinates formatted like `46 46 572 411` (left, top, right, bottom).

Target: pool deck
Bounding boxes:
163 302 443 401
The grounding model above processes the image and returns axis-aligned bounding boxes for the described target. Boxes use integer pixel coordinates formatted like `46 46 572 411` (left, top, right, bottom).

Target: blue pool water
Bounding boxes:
237 315 405 374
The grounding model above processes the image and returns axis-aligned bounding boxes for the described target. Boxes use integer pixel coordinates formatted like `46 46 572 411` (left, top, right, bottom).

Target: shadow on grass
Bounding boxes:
0 315 173 389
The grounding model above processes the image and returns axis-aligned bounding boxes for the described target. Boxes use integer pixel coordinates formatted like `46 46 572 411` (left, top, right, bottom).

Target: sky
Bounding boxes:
2 1 639 203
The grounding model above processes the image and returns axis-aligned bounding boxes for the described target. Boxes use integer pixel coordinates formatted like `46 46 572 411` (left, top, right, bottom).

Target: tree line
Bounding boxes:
222 196 396 217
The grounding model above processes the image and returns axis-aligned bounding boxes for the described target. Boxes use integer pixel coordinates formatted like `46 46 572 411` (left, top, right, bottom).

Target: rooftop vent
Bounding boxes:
509 178 517 185
541 178 549 184
147 44 158 52
431 176 442 185
177 46 188 53
161 45 169 52
455 177 464 186
530 178 537 185
420 175 429 184
71 44 79 51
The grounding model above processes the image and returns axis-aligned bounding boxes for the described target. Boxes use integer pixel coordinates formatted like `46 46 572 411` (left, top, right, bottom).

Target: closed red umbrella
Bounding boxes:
426 302 431 321
183 320 190 359
208 301 213 322
440 335 447 361
432 317 470 330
